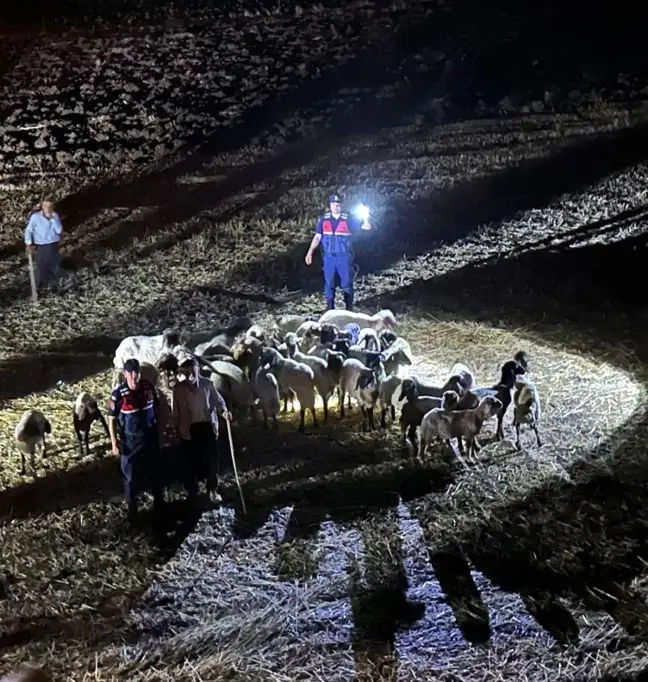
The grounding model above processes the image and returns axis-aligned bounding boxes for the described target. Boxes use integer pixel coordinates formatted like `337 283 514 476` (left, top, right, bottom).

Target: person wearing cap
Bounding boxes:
171 353 232 506
107 357 164 523
304 193 372 311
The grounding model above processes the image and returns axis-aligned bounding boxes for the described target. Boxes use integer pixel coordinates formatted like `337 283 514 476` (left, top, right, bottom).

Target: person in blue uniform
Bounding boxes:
304 193 372 311
107 358 164 523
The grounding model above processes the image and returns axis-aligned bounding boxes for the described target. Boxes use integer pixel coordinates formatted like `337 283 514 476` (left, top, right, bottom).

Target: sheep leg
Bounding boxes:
310 407 319 429
390 405 396 421
417 438 427 460
262 410 269 429
347 394 352 410
30 449 37 473
20 452 26 476
282 394 289 413
97 410 110 439
360 407 368 431
367 407 376 431
454 439 470 469
533 425 541 447
84 429 91 457
272 412 279 429
41 436 48 459
380 407 387 429
75 426 85 457
298 408 306 433
322 395 329 422
515 423 522 450
339 389 346 418
407 424 418 449
496 414 504 440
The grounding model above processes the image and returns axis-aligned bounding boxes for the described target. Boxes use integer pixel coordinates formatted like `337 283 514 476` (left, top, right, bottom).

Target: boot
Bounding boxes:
326 298 335 311
343 292 354 311
126 500 139 525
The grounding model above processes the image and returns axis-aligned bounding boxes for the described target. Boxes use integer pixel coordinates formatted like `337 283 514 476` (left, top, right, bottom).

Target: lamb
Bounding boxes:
378 374 404 428
513 375 542 449
338 354 386 430
261 347 318 432
419 395 503 465
318 308 397 333
193 316 254 357
398 373 467 404
112 327 181 386
446 362 475 392
397 380 459 449
14 409 52 475
254 366 281 428
283 333 341 420
455 359 526 440
73 392 110 457
382 339 413 378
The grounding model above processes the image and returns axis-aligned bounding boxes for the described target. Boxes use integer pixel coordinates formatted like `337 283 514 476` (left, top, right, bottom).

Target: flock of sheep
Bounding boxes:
12 307 542 475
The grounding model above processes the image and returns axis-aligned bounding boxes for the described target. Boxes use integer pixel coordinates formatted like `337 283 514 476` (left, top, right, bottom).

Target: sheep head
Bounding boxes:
513 350 529 371
374 309 397 331
500 359 526 387
441 390 460 410
478 395 503 418
398 377 416 402
157 352 179 374
378 329 398 350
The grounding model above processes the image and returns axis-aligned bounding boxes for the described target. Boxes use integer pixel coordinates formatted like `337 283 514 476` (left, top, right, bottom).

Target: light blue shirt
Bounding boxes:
24 210 63 246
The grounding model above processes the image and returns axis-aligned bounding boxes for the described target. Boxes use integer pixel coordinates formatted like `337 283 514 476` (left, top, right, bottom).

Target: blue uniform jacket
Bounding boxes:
315 211 363 256
108 379 159 450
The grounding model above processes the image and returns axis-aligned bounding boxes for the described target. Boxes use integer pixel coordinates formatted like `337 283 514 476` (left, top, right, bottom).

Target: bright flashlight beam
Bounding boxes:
354 203 370 221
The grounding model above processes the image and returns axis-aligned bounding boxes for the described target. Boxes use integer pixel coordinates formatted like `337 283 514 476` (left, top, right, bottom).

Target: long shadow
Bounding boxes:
360 223 648 643
230 121 648 297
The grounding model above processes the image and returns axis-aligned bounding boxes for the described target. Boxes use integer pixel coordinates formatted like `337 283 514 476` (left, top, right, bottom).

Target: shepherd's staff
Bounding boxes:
225 417 247 514
27 248 38 304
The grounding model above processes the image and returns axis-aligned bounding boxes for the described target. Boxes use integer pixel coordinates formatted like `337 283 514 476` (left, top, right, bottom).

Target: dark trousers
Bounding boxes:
120 434 163 511
323 252 354 310
33 243 61 287
183 421 220 497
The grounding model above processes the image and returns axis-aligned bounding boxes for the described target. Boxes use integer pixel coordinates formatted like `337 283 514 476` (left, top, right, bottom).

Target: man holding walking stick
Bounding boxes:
172 352 232 507
24 199 63 293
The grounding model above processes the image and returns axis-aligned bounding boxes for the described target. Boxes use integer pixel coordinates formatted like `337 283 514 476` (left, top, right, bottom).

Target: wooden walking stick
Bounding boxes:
225 417 247 514
27 248 38 304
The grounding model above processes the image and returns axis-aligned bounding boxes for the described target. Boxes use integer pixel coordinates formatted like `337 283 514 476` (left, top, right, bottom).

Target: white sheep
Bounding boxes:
377 374 406 428
446 362 475 392
338 355 386 430
261 347 318 432
318 309 397 334
419 395 503 465
283 333 342 420
254 366 281 428
112 327 181 386
204 359 254 418
73 392 110 457
14 410 52 475
513 375 542 449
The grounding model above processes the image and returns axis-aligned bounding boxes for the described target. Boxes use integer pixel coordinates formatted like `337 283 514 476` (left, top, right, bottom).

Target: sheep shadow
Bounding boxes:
361 224 648 644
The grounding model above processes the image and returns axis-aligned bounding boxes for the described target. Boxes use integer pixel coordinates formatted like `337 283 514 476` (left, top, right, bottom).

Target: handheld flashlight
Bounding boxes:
354 203 370 221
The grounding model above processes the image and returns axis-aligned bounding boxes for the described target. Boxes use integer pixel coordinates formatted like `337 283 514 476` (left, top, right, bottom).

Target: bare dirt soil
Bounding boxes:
2 1 648 680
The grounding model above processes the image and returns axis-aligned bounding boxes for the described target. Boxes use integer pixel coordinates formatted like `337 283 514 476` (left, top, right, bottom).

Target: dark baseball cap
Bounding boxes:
329 193 342 203
123 358 141 373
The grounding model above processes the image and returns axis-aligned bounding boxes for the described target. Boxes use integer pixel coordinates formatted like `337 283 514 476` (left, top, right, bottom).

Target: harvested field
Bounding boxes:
2 1 648 681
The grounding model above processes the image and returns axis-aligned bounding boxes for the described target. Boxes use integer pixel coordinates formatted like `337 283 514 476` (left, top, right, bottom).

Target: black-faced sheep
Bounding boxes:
73 392 110 457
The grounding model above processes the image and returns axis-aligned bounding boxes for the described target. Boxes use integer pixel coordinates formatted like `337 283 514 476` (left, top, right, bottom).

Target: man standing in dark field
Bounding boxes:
108 358 164 524
24 199 63 290
304 193 372 311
